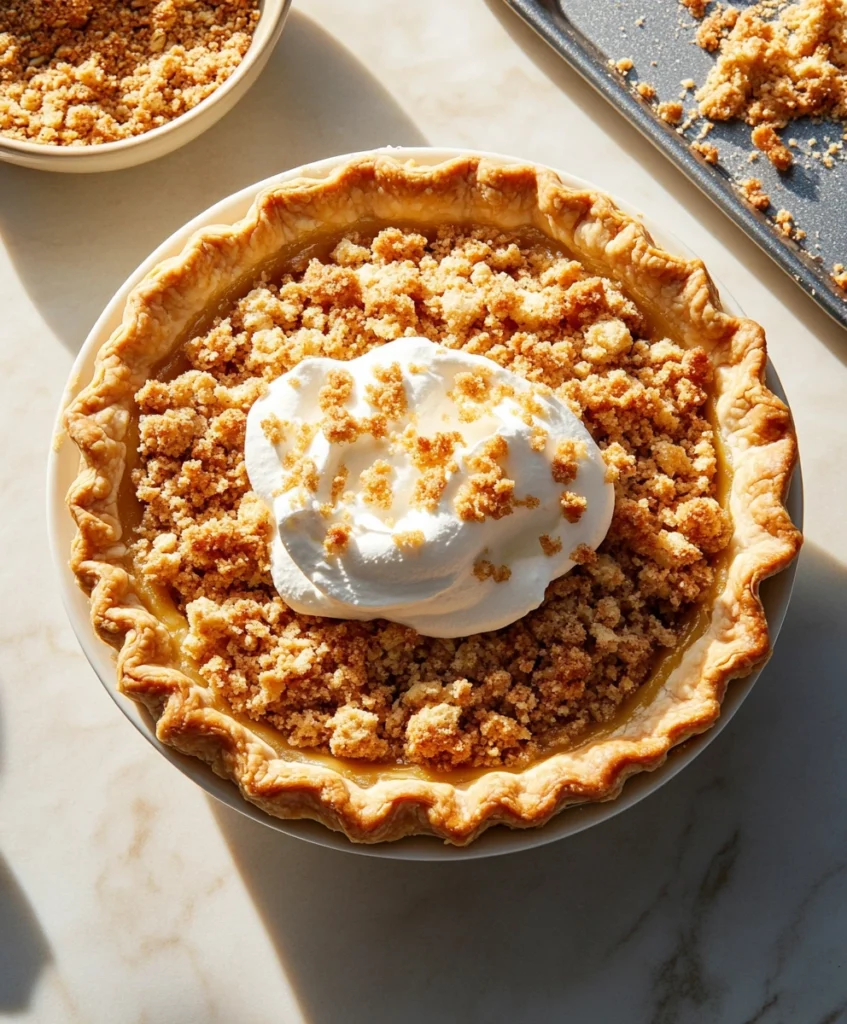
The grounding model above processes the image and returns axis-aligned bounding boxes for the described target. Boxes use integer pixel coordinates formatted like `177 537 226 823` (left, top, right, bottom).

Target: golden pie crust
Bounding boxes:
64 155 801 845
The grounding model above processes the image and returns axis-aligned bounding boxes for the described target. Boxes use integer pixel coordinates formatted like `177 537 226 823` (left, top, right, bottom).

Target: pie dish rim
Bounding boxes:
51 147 803 852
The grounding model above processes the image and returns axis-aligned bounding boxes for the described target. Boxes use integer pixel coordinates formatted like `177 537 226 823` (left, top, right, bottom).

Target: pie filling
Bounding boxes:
121 222 732 781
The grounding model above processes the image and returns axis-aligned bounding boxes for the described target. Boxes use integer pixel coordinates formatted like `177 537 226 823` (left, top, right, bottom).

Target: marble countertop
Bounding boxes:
1 1 845 1021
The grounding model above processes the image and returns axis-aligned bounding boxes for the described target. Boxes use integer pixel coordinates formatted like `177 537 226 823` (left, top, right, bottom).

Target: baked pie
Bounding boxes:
64 155 801 844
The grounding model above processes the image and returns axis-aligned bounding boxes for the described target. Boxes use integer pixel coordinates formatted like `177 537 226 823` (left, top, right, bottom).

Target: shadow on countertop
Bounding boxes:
0 691 52 1012
0 855 52 1013
0 9 427 355
212 542 847 1024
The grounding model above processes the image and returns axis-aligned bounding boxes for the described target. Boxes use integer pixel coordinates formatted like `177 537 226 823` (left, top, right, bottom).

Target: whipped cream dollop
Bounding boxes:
245 337 613 637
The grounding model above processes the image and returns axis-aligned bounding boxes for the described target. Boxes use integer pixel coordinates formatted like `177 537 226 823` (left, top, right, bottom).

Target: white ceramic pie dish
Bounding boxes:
48 147 802 859
0 0 291 174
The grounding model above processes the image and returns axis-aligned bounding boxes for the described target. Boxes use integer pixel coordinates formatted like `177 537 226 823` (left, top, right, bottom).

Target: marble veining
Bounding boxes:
1 1 845 1021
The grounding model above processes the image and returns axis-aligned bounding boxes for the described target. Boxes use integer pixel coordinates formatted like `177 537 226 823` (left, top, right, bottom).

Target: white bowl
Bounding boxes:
0 0 291 173
48 147 802 859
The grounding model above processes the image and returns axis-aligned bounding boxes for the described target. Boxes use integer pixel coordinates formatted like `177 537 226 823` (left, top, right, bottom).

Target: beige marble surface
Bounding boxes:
1 2 846 1022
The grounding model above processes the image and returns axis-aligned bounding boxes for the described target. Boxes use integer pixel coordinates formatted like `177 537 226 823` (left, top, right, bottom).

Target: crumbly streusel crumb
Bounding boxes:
679 0 711 17
365 362 408 421
393 529 426 551
134 224 729 772
473 559 512 583
454 436 517 523
539 534 563 556
657 100 685 125
0 0 259 146
695 0 847 171
324 523 352 558
691 140 720 164
359 460 394 509
551 438 586 485
560 492 587 523
751 124 794 170
739 178 771 212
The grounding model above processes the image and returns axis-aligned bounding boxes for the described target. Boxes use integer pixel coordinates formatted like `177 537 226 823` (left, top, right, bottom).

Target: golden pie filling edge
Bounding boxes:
63 155 801 844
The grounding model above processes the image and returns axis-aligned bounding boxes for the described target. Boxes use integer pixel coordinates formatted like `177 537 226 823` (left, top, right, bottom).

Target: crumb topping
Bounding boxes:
454 436 516 523
657 100 685 125
365 362 408 421
132 224 730 772
404 430 463 511
538 534 563 556
691 140 720 164
551 438 586 485
324 523 352 558
739 177 772 211
359 460 394 510
696 0 847 170
560 492 588 523
0 0 259 146
393 529 426 551
473 559 512 583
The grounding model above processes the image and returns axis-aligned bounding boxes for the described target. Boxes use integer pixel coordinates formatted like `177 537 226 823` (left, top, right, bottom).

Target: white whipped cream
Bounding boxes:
245 337 613 637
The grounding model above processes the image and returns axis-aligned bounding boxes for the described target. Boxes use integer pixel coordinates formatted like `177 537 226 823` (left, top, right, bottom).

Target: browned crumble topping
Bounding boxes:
404 430 463 511
278 455 318 497
261 413 287 446
560 492 588 523
449 366 516 423
570 543 598 566
551 438 586 485
539 534 563 556
359 460 394 509
833 263 847 288
393 530 426 551
454 436 517 523
365 362 407 421
637 82 657 101
615 57 634 74
0 0 259 146
774 208 806 240
657 100 685 125
515 494 541 509
695 3 739 49
691 140 720 164
330 465 348 505
696 0 847 170
133 224 730 773
680 0 711 18
739 178 771 211
530 426 548 452
751 123 794 170
324 523 352 558
473 559 513 583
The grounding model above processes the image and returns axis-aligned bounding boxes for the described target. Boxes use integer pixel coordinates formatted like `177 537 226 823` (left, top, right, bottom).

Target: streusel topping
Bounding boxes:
131 225 731 772
0 0 259 146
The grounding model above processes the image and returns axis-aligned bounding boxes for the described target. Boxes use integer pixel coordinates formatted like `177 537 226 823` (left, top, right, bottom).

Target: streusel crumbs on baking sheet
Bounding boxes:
0 0 259 146
131 225 731 772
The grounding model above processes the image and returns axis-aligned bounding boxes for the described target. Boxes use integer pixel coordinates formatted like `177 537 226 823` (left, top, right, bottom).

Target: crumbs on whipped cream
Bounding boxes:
244 336 613 638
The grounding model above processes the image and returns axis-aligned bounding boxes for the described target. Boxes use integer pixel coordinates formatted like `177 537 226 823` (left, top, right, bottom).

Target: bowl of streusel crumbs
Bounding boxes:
0 0 290 172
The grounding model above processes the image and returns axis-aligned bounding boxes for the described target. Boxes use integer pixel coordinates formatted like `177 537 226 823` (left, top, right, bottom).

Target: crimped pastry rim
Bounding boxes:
61 152 802 846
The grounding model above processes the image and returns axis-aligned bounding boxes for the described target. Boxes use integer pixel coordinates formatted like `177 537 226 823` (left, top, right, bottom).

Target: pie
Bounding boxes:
64 154 801 845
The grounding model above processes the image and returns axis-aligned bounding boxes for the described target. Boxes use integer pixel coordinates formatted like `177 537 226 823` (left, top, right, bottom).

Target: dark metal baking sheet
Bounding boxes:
500 0 847 329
